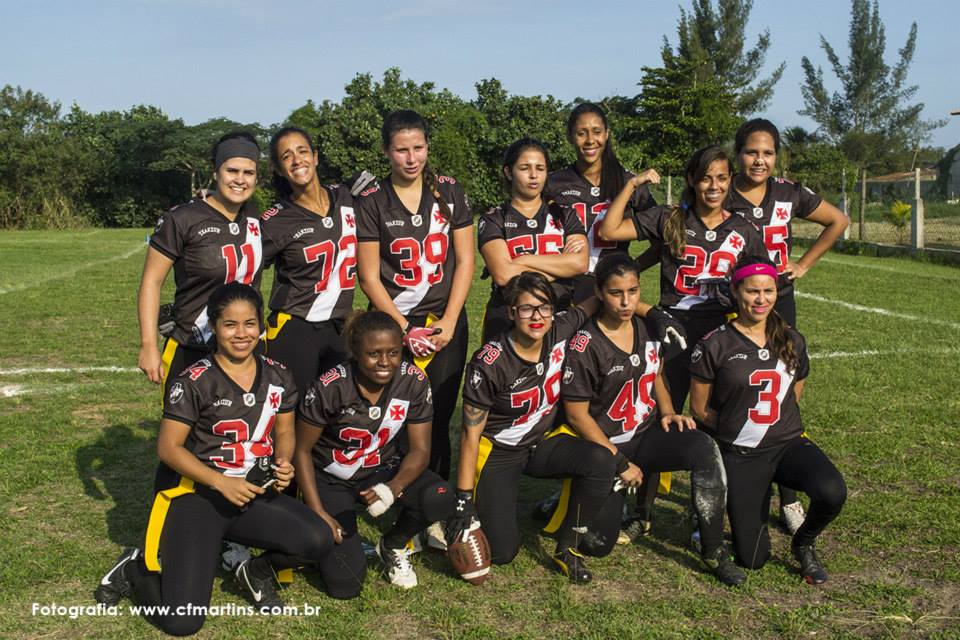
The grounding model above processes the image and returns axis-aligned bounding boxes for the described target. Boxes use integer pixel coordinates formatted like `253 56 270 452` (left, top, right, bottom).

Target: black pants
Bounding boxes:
774 289 797 327
722 437 846 569
408 310 468 479
474 435 616 564
127 487 331 637
264 313 347 395
587 425 727 558
313 464 454 599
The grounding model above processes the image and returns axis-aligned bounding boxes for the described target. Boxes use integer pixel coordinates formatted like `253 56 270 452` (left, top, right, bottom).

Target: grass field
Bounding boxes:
1 228 959 639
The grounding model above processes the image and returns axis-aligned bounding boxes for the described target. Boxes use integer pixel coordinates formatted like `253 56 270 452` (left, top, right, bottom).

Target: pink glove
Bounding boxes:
403 326 440 358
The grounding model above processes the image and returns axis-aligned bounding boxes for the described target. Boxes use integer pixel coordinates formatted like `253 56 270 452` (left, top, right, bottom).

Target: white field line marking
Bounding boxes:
0 366 139 376
818 256 960 279
810 347 960 360
1 384 25 397
795 292 960 330
0 242 144 295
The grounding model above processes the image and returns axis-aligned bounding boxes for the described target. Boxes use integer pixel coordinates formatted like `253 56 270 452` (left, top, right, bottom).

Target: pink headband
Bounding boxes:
731 263 778 285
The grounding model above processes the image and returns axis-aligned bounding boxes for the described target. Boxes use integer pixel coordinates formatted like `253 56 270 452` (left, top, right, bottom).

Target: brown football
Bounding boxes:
447 519 491 585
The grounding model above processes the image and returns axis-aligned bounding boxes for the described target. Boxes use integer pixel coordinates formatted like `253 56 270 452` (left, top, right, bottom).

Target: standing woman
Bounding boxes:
598 146 767 415
294 311 454 592
478 137 588 342
138 132 264 395
560 253 743 585
727 119 848 532
447 272 616 583
689 257 846 584
545 102 658 303
260 126 358 394
356 110 475 483
95 284 333 635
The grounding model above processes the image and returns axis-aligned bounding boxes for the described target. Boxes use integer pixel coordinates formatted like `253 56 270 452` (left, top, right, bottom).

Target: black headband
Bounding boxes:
214 138 260 170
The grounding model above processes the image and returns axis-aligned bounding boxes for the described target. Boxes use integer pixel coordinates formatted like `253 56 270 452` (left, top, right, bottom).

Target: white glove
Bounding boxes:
366 483 396 517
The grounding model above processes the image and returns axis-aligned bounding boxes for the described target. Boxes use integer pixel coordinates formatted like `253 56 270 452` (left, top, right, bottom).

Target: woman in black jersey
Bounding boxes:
95 284 333 635
689 256 846 584
448 272 616 583
478 137 588 342
138 132 265 395
727 119 848 534
545 102 659 302
561 253 744 585
260 126 358 394
294 311 454 593
356 110 475 490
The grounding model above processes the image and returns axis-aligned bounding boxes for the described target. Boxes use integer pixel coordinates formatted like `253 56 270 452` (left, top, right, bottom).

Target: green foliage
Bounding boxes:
782 131 856 195
884 199 912 242
660 0 784 116
799 0 945 172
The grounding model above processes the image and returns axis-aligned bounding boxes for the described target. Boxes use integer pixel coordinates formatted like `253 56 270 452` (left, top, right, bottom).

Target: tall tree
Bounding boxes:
661 0 784 116
799 0 944 172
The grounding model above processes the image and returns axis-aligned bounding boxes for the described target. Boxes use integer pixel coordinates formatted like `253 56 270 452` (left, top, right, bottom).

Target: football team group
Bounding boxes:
93 103 850 636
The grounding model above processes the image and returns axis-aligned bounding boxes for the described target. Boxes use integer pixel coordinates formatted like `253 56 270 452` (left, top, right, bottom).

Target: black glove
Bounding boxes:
646 306 688 351
444 489 477 544
696 276 734 309
158 303 175 338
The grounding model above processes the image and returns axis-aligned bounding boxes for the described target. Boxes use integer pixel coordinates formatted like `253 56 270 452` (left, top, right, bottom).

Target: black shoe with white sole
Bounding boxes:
95 547 140 605
792 543 828 585
235 558 284 612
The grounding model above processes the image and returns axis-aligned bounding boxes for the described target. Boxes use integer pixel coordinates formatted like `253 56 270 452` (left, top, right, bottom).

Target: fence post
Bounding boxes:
911 167 924 249
859 168 867 241
666 175 672 206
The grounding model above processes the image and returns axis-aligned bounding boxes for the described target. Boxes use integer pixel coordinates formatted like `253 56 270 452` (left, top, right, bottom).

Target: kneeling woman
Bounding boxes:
560 253 744 585
294 311 454 594
689 257 846 584
95 283 333 636
450 272 616 583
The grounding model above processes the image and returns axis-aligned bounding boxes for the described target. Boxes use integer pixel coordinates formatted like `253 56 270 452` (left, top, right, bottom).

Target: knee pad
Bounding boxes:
420 480 456 523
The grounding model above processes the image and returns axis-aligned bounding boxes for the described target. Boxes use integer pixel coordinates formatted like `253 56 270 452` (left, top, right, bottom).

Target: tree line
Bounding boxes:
0 0 944 229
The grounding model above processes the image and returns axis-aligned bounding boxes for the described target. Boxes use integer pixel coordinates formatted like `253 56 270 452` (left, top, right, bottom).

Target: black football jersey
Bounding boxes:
562 316 662 444
727 177 823 296
162 355 297 477
631 205 766 312
260 186 357 322
150 199 264 347
298 361 433 484
355 176 472 316
689 324 809 449
477 199 586 302
462 308 587 450
545 165 657 273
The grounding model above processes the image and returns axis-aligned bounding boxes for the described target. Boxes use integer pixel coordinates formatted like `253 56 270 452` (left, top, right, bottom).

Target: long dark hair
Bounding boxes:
343 310 403 360
663 146 734 258
269 126 315 200
381 109 451 222
207 283 264 346
502 137 550 194
731 255 799 373
567 102 626 201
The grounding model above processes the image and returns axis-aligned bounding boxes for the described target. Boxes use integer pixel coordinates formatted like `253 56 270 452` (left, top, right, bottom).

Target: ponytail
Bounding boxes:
765 310 800 374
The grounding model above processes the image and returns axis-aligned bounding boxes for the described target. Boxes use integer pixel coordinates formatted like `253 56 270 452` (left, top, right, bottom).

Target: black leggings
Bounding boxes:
127 487 331 637
474 435 616 564
264 313 347 395
313 464 454 599
771 291 799 507
587 426 727 558
409 310 468 479
723 437 846 569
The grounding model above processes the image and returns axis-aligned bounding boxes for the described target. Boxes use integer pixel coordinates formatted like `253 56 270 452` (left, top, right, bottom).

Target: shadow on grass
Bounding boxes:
76 420 157 547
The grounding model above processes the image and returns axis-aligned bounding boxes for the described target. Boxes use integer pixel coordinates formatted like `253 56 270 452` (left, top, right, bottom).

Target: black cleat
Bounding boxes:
95 547 140 605
616 517 651 545
235 559 284 612
702 546 747 586
792 543 828 585
552 547 592 584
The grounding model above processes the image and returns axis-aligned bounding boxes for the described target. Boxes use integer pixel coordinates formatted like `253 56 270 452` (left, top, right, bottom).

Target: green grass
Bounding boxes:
1 229 959 639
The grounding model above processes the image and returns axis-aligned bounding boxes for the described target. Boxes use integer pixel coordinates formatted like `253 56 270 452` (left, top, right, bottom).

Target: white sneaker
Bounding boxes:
780 501 806 535
425 521 447 552
377 539 418 589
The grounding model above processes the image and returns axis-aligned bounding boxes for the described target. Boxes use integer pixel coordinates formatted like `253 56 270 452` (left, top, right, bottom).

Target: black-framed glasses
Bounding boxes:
513 304 554 319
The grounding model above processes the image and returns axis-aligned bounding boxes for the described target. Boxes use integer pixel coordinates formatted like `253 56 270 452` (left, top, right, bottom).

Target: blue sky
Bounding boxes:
3 0 957 153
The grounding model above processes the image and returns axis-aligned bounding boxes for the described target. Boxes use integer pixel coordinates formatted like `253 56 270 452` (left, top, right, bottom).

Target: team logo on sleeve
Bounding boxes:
477 218 486 233
563 367 574 384
691 344 703 363
369 406 382 420
243 393 256 407
470 370 483 389
168 382 184 405
705 230 717 241
411 215 423 227
229 222 240 235
154 216 165 233
758 349 770 361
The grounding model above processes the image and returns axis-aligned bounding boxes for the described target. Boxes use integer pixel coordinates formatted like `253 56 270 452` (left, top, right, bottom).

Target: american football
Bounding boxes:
447 519 491 585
